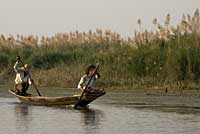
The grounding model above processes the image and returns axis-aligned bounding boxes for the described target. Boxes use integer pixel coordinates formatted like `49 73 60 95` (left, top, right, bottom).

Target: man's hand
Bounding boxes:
30 79 34 85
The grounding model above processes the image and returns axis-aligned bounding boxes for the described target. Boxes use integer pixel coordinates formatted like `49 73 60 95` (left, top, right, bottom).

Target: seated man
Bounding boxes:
77 65 104 93
14 56 32 96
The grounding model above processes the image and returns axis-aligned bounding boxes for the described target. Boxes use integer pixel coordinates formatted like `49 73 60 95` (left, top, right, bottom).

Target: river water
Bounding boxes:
0 86 200 134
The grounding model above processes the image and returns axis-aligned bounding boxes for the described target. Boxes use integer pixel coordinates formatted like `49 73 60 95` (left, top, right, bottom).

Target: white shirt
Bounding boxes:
13 61 32 84
77 74 99 90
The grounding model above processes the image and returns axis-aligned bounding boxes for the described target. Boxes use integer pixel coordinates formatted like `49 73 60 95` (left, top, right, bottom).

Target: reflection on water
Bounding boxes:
14 104 32 134
15 104 29 116
1 87 200 134
80 108 104 134
81 108 102 126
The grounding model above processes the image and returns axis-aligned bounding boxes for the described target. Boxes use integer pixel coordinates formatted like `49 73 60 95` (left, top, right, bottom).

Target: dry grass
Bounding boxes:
1 9 200 89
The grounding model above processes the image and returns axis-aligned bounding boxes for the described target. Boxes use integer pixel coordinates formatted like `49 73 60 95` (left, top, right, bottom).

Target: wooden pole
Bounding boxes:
17 56 42 96
74 62 100 108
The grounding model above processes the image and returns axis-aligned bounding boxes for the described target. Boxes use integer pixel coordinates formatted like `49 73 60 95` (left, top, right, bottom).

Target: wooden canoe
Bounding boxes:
8 90 105 107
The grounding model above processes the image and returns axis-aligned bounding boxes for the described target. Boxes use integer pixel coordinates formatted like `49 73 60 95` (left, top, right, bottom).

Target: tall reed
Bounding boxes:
0 9 200 89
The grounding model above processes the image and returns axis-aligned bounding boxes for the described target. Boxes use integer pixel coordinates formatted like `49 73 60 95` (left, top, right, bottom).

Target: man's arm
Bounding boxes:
14 56 21 73
77 75 87 91
13 61 19 73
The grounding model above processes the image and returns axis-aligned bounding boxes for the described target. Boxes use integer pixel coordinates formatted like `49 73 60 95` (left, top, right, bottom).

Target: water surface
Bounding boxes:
0 86 200 134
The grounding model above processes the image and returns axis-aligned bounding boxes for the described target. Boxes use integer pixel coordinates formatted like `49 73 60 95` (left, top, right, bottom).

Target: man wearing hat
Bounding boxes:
13 56 32 95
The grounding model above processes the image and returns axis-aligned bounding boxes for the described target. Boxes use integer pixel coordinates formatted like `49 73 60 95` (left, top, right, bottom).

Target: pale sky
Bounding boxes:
0 0 199 37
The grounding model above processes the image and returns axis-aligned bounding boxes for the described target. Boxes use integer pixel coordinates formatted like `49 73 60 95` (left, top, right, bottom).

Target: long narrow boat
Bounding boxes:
8 90 105 107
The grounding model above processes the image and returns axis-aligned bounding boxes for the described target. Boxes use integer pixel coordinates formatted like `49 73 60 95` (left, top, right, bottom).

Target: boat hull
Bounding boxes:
9 90 105 107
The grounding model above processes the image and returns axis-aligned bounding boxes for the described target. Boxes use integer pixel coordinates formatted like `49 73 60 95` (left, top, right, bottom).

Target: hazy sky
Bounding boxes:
0 0 199 37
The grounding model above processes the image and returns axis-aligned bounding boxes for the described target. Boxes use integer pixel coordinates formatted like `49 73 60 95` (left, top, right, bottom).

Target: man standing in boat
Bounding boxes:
13 56 33 95
77 65 104 93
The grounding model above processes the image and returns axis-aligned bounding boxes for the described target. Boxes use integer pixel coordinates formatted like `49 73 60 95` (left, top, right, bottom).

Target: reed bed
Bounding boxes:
0 9 200 89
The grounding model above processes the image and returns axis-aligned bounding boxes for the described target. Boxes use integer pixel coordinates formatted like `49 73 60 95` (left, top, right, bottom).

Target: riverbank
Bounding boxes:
2 84 200 106
1 82 200 98
1 41 200 90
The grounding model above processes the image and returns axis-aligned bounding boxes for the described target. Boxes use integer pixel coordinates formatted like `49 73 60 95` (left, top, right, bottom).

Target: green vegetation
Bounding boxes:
0 9 200 90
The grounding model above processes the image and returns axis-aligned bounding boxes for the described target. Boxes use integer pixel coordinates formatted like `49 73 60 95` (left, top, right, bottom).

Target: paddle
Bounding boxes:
74 62 101 108
17 56 42 96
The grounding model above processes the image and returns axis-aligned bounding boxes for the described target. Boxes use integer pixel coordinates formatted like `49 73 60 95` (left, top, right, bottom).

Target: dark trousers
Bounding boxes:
15 82 29 95
21 82 29 94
